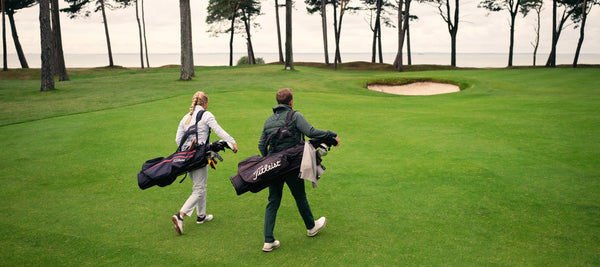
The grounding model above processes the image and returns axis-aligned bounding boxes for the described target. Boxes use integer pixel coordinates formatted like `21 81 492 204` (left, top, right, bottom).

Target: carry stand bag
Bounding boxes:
229 143 304 195
137 144 209 189
229 109 338 195
137 110 224 190
229 137 338 195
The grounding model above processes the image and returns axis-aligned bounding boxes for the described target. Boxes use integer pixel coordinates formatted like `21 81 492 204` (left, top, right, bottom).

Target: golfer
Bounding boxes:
172 91 238 235
258 88 339 252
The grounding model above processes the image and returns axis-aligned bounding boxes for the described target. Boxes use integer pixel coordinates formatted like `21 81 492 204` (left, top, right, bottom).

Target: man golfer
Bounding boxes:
258 88 339 252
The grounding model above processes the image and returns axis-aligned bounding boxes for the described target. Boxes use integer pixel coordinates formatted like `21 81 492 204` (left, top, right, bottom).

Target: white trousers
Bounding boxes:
180 166 208 217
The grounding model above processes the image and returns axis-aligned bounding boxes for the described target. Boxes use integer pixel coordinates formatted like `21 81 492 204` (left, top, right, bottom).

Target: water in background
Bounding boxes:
3 52 599 69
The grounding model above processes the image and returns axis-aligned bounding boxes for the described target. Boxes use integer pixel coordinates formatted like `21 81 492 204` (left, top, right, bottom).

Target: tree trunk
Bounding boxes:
136 0 144 68
284 0 293 70
449 0 458 67
275 0 284 63
371 0 381 63
450 30 457 67
334 0 346 67
377 19 383 63
546 3 570 68
141 0 149 67
371 18 377 63
546 0 557 67
508 10 517 67
321 0 329 65
393 0 406 72
452 0 459 67
7 12 28 68
406 18 411 65
532 4 541 66
2 0 6 71
51 0 68 81
573 0 587 68
376 0 383 63
243 14 256 64
228 12 236 66
335 7 344 64
39 0 54 91
332 0 338 70
99 0 114 67
179 0 194 80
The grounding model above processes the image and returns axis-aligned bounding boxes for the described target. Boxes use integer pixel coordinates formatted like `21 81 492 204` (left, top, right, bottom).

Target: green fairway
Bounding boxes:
0 65 598 266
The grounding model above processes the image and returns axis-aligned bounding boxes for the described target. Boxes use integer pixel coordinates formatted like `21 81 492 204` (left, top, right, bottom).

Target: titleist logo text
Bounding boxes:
252 160 281 180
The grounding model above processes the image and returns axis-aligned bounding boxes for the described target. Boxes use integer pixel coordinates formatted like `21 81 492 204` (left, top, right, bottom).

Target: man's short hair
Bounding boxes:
276 88 293 105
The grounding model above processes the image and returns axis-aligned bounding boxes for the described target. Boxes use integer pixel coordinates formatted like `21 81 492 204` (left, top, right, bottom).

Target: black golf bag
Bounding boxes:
137 110 228 190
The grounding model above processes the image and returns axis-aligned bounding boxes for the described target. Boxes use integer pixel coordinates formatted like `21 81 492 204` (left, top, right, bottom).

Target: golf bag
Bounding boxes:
230 143 304 195
229 109 338 195
137 110 224 190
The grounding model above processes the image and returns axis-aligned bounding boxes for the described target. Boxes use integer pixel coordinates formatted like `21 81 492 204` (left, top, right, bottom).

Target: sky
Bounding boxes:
3 0 600 59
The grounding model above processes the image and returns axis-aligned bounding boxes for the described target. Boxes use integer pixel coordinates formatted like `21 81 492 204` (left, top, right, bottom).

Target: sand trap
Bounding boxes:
368 82 460 95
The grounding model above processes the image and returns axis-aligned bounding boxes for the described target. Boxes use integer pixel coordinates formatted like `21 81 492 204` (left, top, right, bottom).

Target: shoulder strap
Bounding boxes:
177 110 207 152
194 110 209 144
286 109 295 123
265 110 296 152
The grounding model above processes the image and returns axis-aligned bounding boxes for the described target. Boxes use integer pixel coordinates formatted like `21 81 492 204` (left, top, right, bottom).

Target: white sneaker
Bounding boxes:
172 214 184 235
197 214 213 224
262 240 280 252
307 217 326 237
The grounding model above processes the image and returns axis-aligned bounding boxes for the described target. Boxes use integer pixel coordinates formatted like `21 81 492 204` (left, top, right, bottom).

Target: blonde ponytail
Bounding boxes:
184 91 209 125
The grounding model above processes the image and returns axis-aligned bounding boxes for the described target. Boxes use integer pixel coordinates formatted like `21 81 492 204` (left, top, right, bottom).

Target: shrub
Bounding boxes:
236 56 265 66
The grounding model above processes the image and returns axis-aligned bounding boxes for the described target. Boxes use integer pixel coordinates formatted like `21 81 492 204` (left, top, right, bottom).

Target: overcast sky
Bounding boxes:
4 0 600 58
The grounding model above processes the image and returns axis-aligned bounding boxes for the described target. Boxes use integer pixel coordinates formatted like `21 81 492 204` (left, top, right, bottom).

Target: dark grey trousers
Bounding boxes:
264 171 315 243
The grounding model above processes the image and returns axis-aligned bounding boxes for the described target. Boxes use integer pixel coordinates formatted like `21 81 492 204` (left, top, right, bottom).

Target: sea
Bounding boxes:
3 52 599 69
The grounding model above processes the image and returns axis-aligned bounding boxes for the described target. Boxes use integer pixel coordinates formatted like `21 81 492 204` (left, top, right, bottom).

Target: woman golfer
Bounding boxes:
171 91 238 235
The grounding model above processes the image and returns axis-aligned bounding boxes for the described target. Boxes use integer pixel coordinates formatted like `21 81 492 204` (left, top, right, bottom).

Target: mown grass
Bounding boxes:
0 64 599 266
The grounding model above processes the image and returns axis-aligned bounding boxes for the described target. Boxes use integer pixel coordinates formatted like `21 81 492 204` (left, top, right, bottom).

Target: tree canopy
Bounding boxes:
61 0 133 18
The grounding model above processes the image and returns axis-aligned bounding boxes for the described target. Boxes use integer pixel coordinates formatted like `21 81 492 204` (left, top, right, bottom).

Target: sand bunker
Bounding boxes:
368 82 460 96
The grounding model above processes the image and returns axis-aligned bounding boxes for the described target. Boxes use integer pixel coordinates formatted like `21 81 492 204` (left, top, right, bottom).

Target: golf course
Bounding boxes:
0 64 598 266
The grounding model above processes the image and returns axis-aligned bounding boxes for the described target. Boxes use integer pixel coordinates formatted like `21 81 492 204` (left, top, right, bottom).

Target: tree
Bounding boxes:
2 0 7 71
404 5 418 65
207 0 241 66
284 0 293 70
51 0 68 81
545 0 579 67
547 0 557 67
573 0 599 67
135 0 143 68
371 0 384 63
530 0 542 66
362 0 394 63
239 0 261 64
207 0 260 66
420 0 459 67
320 0 329 64
39 0 54 91
62 0 133 67
141 0 149 67
0 0 33 69
478 0 542 67
275 0 284 63
179 0 194 80
393 0 410 71
333 0 359 70
305 0 330 64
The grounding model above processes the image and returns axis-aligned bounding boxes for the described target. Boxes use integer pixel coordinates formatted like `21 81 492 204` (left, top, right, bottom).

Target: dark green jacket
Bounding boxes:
258 104 337 156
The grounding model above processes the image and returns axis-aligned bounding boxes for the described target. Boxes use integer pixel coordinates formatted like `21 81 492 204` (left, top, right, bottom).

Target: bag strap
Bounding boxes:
194 110 211 145
265 110 296 153
178 110 209 184
177 110 208 152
